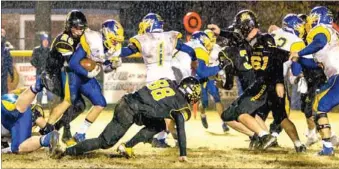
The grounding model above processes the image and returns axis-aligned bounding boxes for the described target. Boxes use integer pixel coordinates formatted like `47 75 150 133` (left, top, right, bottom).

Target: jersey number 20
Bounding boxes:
147 80 175 101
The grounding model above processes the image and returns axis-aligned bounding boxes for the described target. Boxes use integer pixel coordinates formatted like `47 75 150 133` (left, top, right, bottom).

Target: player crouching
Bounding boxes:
51 77 201 162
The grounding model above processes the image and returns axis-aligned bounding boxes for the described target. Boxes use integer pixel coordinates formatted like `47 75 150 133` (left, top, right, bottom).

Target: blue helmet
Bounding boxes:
138 13 164 34
102 19 124 52
308 6 333 28
191 31 213 51
1 94 18 111
282 14 306 39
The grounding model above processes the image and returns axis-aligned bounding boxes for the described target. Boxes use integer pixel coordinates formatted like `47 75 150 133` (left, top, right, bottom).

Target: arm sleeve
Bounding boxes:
298 33 327 57
196 59 220 78
30 49 39 68
176 40 197 61
219 30 236 39
119 45 139 58
291 61 303 76
69 45 88 77
171 110 187 156
297 57 319 69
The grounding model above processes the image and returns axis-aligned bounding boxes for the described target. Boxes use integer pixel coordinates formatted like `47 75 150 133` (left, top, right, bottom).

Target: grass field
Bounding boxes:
2 110 339 168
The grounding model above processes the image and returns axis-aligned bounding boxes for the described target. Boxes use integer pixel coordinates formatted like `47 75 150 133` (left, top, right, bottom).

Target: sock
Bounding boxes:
157 131 168 140
258 131 269 137
308 128 316 137
77 119 92 134
294 140 302 147
271 132 279 137
323 139 333 148
40 133 52 147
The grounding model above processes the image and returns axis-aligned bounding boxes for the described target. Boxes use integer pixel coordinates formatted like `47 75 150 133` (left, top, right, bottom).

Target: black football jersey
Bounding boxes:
124 79 190 120
46 31 80 74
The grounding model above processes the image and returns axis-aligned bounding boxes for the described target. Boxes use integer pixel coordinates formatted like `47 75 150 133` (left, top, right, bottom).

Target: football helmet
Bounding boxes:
282 14 306 39
204 29 217 46
178 76 201 104
192 31 213 51
65 10 87 31
138 13 164 34
308 6 333 28
102 19 125 52
233 10 259 38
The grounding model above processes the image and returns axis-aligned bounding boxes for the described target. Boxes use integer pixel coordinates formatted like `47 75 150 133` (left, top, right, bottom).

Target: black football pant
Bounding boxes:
65 99 165 156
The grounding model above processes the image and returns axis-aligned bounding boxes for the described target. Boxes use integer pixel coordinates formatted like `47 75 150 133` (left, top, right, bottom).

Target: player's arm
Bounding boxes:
176 40 197 61
170 109 190 158
119 37 140 57
69 45 90 77
195 48 220 78
298 27 329 57
218 50 235 90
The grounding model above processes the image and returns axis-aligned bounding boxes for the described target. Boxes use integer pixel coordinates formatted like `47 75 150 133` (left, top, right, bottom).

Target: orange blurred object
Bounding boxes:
183 12 202 34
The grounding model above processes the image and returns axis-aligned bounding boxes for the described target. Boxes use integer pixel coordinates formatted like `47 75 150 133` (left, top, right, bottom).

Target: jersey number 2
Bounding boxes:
147 80 175 101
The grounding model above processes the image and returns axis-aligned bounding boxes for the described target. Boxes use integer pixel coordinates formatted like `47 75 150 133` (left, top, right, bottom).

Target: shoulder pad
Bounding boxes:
81 29 104 61
168 31 183 39
306 25 331 44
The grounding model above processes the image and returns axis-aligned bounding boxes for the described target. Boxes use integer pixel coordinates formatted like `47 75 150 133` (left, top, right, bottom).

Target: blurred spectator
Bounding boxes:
30 32 53 105
1 28 14 95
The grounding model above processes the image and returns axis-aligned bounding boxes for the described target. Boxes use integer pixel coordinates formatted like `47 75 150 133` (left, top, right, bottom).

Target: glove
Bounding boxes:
30 75 44 94
39 123 55 135
102 57 122 73
297 77 308 94
87 64 101 78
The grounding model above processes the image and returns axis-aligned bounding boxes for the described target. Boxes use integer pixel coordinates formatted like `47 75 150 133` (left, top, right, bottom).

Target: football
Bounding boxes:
80 58 97 71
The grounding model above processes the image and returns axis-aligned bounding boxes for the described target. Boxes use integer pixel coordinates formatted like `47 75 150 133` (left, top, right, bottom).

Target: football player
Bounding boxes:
117 13 198 147
51 77 201 162
1 89 59 154
268 14 328 147
209 10 305 152
16 10 88 144
290 6 339 156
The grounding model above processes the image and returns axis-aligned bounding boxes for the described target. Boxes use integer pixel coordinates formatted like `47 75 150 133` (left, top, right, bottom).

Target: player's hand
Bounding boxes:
178 156 188 162
275 83 285 98
246 28 259 41
191 60 198 70
289 52 299 61
87 64 101 78
207 24 220 36
268 25 280 33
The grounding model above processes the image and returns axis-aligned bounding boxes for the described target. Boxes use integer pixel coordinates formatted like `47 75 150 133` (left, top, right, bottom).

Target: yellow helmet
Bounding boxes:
204 29 217 46
102 19 125 52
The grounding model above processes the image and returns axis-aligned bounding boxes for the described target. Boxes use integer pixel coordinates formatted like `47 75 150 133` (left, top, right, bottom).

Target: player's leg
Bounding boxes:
221 84 274 150
62 99 134 156
120 119 166 158
71 78 106 142
314 75 339 156
301 92 318 147
15 76 44 113
200 82 209 128
54 96 86 144
269 87 305 152
208 80 229 132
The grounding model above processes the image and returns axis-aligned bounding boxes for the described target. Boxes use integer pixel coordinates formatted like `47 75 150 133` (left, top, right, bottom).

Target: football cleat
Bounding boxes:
49 131 60 155
306 134 319 147
151 138 171 148
249 134 260 150
330 135 339 147
62 128 73 144
317 145 334 156
295 144 307 153
117 144 135 159
201 115 208 129
73 132 86 143
222 123 230 132
270 138 280 148
259 134 277 150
